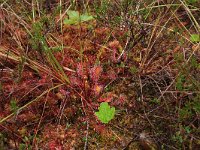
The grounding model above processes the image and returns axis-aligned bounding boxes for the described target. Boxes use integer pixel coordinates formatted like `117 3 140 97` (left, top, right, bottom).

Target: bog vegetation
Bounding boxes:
0 0 200 149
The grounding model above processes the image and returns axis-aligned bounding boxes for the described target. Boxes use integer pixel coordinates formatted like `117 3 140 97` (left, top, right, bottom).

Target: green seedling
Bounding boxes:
95 102 115 124
150 98 160 104
129 65 138 74
190 34 200 43
176 74 185 91
10 98 19 114
64 10 94 25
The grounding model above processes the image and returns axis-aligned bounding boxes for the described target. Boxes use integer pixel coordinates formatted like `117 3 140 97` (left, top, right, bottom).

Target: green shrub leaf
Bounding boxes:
80 14 94 22
64 10 94 25
95 102 115 124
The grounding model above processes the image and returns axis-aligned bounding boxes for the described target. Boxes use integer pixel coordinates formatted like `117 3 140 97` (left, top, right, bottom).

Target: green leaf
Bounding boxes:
95 102 115 124
50 46 62 52
80 14 94 22
67 10 79 19
129 65 138 74
150 98 160 104
10 98 19 113
19 143 26 150
64 10 94 25
186 0 198 4
176 74 185 91
64 10 80 25
190 34 200 43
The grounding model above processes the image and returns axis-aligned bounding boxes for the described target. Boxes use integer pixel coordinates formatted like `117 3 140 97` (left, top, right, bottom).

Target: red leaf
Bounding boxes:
93 84 103 96
94 124 106 134
98 92 115 102
70 76 81 86
76 63 84 78
108 40 120 48
48 140 58 150
90 65 103 83
108 69 117 80
48 140 63 150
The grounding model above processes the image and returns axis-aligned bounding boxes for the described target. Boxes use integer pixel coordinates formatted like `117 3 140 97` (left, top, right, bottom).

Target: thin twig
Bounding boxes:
84 120 89 150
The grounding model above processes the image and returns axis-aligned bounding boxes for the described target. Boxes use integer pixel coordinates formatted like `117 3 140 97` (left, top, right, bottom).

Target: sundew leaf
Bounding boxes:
190 34 200 43
64 10 94 25
90 65 103 83
95 102 115 124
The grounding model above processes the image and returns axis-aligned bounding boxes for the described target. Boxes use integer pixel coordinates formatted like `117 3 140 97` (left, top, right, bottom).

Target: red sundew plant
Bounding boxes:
69 62 118 113
67 59 128 125
71 63 104 99
89 65 103 83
